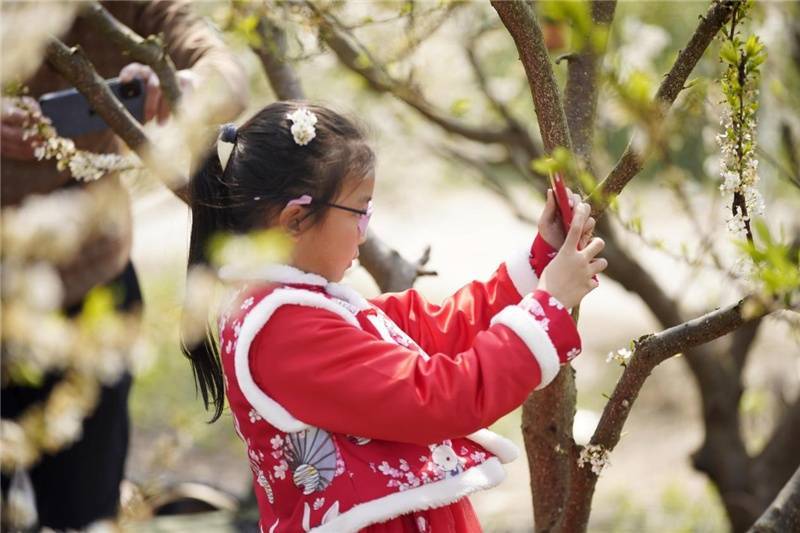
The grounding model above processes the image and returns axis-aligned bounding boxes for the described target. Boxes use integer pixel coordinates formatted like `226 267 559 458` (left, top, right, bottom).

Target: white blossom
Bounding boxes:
578 444 611 476
285 107 318 146
606 347 633 366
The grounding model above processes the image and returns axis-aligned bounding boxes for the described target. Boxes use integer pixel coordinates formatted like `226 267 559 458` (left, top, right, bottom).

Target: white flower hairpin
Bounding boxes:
285 107 318 146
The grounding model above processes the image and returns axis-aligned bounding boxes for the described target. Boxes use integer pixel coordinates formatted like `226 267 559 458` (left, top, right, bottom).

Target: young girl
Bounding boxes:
182 101 606 532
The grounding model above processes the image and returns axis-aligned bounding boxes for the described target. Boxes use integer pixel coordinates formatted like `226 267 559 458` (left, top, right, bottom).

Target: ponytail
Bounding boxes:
181 144 228 423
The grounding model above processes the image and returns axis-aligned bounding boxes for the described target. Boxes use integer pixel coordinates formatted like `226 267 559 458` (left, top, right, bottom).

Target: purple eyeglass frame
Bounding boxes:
287 194 373 237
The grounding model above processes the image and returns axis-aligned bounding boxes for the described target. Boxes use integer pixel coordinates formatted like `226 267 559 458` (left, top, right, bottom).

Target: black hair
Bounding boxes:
181 100 375 422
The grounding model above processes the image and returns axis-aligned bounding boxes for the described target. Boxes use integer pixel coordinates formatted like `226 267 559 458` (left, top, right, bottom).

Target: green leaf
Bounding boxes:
744 35 764 58
720 41 739 66
531 157 559 175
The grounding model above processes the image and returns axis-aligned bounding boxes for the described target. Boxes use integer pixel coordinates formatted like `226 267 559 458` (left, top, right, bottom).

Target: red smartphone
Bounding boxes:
549 172 574 235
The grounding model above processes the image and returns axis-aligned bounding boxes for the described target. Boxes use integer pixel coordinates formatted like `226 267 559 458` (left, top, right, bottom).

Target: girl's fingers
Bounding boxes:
565 203 589 248
542 189 556 220
589 257 608 275
581 236 605 259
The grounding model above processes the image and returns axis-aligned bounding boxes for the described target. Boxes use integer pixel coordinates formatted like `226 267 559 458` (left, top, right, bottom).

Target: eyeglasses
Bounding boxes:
286 194 373 237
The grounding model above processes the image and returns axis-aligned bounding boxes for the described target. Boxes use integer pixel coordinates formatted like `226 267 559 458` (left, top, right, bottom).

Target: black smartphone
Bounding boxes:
38 77 146 138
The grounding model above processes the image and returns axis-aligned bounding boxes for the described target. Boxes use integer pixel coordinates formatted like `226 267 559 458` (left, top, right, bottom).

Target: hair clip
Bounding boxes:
286 194 313 207
220 123 238 143
217 122 238 169
285 107 317 146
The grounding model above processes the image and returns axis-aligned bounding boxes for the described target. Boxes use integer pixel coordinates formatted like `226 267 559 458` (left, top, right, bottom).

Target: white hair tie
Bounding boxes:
285 107 317 146
217 123 238 169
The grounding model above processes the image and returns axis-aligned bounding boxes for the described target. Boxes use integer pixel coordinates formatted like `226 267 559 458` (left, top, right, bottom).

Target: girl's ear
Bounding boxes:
278 205 306 240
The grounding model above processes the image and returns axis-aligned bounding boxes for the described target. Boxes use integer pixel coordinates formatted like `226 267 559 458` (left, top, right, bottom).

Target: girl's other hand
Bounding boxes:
537 203 607 309
538 186 596 250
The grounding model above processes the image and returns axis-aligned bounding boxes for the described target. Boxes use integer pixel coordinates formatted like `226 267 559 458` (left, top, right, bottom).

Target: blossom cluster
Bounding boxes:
15 97 138 181
577 444 611 476
716 6 766 241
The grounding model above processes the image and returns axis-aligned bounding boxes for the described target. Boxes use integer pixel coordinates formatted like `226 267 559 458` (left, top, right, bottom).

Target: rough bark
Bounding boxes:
748 466 800 533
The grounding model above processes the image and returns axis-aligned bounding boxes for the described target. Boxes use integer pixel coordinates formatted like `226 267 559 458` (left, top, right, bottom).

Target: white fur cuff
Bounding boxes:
490 305 560 390
503 246 539 298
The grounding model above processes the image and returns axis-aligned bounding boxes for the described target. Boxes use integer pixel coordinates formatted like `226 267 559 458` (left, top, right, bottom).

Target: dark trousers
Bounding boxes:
1 262 141 530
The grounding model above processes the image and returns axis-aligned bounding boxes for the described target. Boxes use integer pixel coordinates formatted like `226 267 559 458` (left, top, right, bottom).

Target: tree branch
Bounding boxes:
358 230 436 292
255 14 306 100
589 0 737 216
753 396 800 513
562 294 771 531
81 2 182 110
564 0 617 164
491 0 572 153
730 317 763 374
309 2 529 149
490 3 578 529
748 465 800 533
44 38 189 202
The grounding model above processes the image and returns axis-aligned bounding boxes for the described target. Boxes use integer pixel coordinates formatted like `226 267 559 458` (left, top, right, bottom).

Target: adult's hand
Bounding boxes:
1 96 42 161
119 63 199 124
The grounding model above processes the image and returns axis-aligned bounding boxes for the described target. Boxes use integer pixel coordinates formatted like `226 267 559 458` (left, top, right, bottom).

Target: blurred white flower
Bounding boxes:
615 19 670 80
20 262 64 312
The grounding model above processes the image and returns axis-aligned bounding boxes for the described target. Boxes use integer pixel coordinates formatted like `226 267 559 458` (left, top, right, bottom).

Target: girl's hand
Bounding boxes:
537 203 607 309
538 187 596 250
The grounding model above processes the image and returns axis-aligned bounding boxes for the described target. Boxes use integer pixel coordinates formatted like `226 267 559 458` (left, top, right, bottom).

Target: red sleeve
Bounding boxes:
367 262 522 355
367 233 558 355
251 289 581 445
530 232 558 279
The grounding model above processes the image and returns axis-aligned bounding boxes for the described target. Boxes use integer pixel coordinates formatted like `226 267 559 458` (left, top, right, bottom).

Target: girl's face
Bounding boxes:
285 175 375 282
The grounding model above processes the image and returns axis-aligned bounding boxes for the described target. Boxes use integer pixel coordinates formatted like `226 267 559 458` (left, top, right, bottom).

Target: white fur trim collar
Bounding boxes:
235 287 362 433
219 263 371 311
